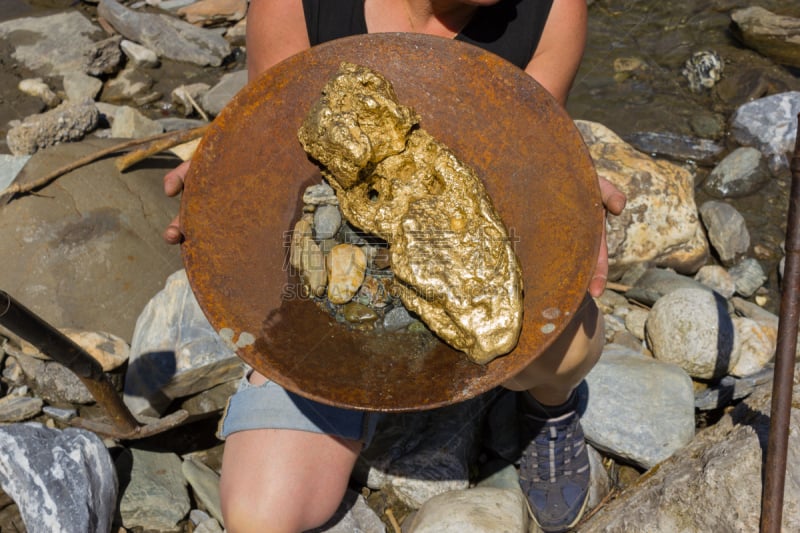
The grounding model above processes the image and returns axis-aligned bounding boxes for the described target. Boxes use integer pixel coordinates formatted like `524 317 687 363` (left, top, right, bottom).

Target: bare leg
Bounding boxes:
219 373 362 533
502 293 604 405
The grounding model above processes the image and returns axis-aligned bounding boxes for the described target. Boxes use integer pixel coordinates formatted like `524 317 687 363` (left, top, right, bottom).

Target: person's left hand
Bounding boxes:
589 176 626 297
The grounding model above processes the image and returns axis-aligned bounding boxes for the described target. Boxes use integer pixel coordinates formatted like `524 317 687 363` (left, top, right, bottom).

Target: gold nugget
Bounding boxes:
298 63 523 364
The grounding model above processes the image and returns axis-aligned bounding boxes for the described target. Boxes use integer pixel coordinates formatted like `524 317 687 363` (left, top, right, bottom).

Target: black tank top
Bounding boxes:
302 0 554 70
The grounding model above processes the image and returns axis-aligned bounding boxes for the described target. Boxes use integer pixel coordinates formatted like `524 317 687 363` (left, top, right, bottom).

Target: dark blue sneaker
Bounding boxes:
518 399 590 532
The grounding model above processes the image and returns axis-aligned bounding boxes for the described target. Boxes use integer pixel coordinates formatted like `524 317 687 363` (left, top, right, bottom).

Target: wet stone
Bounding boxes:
703 147 770 198
624 130 725 166
343 302 379 324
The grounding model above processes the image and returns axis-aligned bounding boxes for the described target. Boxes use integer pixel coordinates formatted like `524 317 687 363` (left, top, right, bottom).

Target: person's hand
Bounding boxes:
163 160 191 244
589 176 626 297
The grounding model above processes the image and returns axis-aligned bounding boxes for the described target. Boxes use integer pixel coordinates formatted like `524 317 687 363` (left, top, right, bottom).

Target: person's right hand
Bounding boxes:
163 160 191 244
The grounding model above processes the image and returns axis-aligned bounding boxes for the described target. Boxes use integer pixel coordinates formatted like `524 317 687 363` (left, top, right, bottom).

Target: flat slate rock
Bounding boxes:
0 138 183 341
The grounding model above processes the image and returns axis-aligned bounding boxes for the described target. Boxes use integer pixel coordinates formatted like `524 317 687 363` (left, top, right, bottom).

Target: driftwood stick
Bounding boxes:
115 124 209 172
0 126 209 205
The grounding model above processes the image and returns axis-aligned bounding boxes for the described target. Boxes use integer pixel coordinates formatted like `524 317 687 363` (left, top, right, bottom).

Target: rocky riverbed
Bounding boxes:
1 0 800 532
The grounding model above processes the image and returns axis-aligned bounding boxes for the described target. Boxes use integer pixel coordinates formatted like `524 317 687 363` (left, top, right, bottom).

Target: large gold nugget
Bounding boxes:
298 63 523 364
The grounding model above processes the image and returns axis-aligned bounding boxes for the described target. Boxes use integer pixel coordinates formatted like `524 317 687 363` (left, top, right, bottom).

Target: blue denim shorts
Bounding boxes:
218 373 380 445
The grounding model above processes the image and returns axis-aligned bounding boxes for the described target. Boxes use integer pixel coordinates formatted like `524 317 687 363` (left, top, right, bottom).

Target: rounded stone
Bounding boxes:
703 147 770 199
326 244 367 304
645 287 739 379
313 204 343 240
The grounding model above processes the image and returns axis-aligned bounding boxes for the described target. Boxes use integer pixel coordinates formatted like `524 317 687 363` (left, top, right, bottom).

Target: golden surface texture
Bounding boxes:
298 63 523 364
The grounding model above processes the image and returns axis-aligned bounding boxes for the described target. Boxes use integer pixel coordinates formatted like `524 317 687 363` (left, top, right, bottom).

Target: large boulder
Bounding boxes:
0 12 103 77
0 138 183 341
575 120 709 278
731 7 800 68
0 424 117 533
581 376 800 532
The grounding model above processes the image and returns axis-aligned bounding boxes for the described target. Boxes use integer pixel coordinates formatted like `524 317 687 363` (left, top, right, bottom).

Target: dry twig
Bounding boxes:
0 125 209 205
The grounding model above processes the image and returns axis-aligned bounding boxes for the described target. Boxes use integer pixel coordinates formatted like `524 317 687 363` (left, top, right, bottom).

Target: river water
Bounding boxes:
2 0 800 308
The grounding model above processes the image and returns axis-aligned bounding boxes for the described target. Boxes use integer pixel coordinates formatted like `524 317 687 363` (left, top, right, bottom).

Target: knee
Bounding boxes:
502 294 604 393
220 471 345 533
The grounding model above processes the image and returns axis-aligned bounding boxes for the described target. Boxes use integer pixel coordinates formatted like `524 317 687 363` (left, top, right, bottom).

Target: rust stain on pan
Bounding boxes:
181 33 602 412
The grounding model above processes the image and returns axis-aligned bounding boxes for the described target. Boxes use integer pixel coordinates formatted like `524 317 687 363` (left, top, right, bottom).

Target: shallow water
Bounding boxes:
568 0 800 310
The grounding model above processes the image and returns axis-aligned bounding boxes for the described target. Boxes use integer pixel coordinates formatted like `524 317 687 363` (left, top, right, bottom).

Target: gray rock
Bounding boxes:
14 352 96 404
731 7 800 68
626 267 713 307
194 517 224 533
182 455 223 525
110 106 164 139
98 0 231 67
703 147 770 198
0 154 31 191
41 405 77 422
0 396 43 423
314 204 342 240
0 12 103 77
159 117 209 132
0 138 184 341
303 181 338 206
406 487 528 533
83 35 124 77
730 91 800 172
179 379 238 418
699 200 750 266
623 307 649 340
623 131 724 166
6 101 99 156
308 489 386 533
123 269 244 417
646 288 738 380
581 378 800 532
693 264 736 299
586 446 613 510
581 344 695 469
0 424 117 533
101 68 156 104
728 257 767 297
62 72 103 103
120 39 160 68
694 367 773 410
476 460 520 491
200 70 248 117
171 83 211 117
117 447 190 530
382 306 415 331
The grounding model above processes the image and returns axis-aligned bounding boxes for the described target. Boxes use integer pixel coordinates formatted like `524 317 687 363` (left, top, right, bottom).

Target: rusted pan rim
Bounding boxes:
182 33 602 412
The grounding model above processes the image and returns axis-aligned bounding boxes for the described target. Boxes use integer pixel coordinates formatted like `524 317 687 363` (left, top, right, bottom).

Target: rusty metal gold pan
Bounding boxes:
181 33 603 412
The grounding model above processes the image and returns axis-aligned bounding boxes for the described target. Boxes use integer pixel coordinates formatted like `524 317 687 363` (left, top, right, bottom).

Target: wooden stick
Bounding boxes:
115 124 208 172
0 126 209 205
385 508 402 533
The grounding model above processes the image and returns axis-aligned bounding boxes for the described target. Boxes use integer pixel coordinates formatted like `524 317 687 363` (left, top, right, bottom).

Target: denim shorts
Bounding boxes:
218 372 380 445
